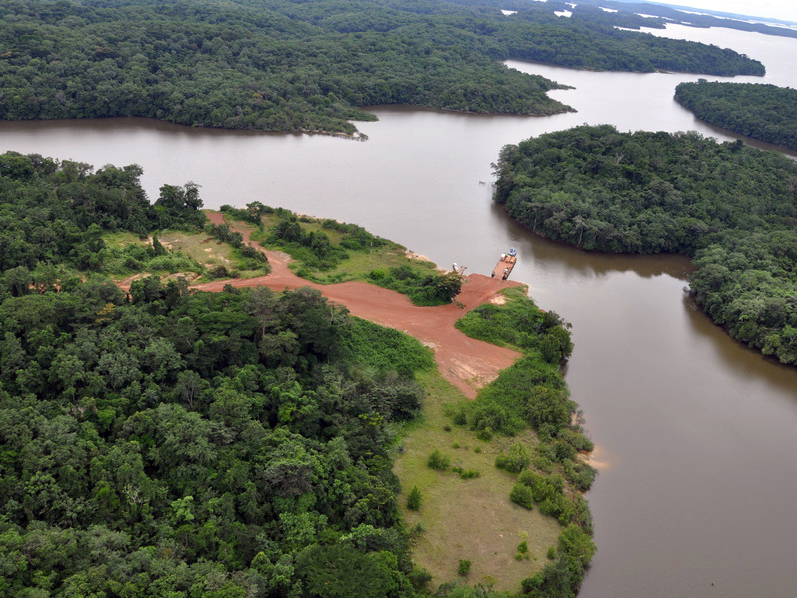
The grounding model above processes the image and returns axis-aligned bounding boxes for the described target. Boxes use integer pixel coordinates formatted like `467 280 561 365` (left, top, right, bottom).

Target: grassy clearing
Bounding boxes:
239 208 458 305
103 228 266 282
394 370 561 592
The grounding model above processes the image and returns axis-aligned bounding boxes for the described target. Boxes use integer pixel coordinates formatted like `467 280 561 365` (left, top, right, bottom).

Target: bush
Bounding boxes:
509 483 534 509
495 442 532 473
563 459 597 492
209 265 230 279
457 560 471 576
406 486 422 511
427 450 450 471
408 567 432 591
452 467 480 480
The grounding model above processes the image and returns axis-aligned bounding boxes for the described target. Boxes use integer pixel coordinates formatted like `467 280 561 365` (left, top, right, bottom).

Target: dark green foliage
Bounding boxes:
573 0 797 40
456 291 572 359
455 288 594 491
509 483 535 510
520 525 595 597
338 317 435 375
0 0 572 135
0 151 206 284
427 450 451 471
494 1 764 76
493 125 797 365
458 559 472 576
296 544 411 598
675 81 797 151
408 565 433 591
451 466 481 480
495 442 532 473
260 209 461 305
369 266 464 306
0 246 432 595
514 471 593 530
0 0 765 137
406 486 422 511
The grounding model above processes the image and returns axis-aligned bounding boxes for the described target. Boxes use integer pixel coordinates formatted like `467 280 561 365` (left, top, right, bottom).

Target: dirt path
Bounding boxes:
191 212 523 397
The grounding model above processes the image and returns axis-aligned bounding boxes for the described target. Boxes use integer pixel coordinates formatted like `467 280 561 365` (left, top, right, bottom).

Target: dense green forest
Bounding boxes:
493 125 797 365
0 151 206 282
675 81 797 151
455 288 596 597
0 153 592 596
554 0 797 39
0 0 764 135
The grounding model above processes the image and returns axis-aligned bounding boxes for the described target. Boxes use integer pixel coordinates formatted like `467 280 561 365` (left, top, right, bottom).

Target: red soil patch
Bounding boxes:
192 212 522 397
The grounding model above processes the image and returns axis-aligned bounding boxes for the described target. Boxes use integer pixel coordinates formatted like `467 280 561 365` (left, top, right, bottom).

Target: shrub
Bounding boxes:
452 467 480 480
532 453 554 473
406 486 422 511
495 442 532 473
209 265 230 279
368 268 386 280
427 450 450 471
509 483 534 509
563 459 597 492
547 546 556 560
457 560 471 576
408 567 432 591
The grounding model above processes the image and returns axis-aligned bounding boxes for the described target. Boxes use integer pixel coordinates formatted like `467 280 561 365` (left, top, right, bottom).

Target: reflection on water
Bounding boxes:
491 204 694 281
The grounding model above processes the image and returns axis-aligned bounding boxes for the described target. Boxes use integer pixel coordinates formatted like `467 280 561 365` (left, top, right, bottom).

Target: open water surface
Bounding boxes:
2 23 797 598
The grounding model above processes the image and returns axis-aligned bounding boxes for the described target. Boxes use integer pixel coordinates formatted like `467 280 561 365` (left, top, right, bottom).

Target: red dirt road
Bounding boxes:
192 212 523 398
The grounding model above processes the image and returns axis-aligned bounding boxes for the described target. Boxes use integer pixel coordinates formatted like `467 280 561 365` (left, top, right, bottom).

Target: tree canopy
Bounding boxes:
0 153 593 596
0 0 765 135
675 81 797 151
493 125 797 365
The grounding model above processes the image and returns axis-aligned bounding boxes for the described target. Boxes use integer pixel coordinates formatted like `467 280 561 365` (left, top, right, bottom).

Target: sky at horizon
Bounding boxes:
654 0 797 23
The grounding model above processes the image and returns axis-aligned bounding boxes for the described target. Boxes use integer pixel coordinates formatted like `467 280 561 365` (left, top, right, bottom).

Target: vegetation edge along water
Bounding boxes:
0 152 594 597
493 124 797 366
674 81 797 152
0 0 766 136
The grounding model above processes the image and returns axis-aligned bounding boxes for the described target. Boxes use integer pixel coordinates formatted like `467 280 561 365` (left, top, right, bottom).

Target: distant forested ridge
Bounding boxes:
675 81 797 151
567 0 797 40
493 125 797 365
0 0 764 135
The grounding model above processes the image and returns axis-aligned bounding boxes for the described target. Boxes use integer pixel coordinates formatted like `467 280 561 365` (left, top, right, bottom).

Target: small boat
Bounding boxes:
492 248 517 280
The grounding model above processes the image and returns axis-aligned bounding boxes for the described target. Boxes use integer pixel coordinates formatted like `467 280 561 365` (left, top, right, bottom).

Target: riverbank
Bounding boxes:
189 212 596 594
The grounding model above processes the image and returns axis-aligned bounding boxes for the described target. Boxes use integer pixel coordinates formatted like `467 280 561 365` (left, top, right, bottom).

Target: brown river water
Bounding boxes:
2 22 797 598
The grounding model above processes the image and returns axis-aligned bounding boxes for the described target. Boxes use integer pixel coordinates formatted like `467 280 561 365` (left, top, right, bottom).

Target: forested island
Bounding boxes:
0 0 765 135
675 81 797 151
0 152 595 597
557 0 797 39
493 125 797 366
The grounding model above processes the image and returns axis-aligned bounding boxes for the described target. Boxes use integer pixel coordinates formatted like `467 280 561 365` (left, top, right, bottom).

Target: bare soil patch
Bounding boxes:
196 211 523 397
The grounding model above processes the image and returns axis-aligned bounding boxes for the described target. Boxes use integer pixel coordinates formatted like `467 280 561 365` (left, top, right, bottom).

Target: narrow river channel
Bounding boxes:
2 22 796 598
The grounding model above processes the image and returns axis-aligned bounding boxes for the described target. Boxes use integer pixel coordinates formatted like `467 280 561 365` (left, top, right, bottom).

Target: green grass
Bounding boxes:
338 317 436 374
246 210 453 304
394 370 561 592
102 229 267 281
